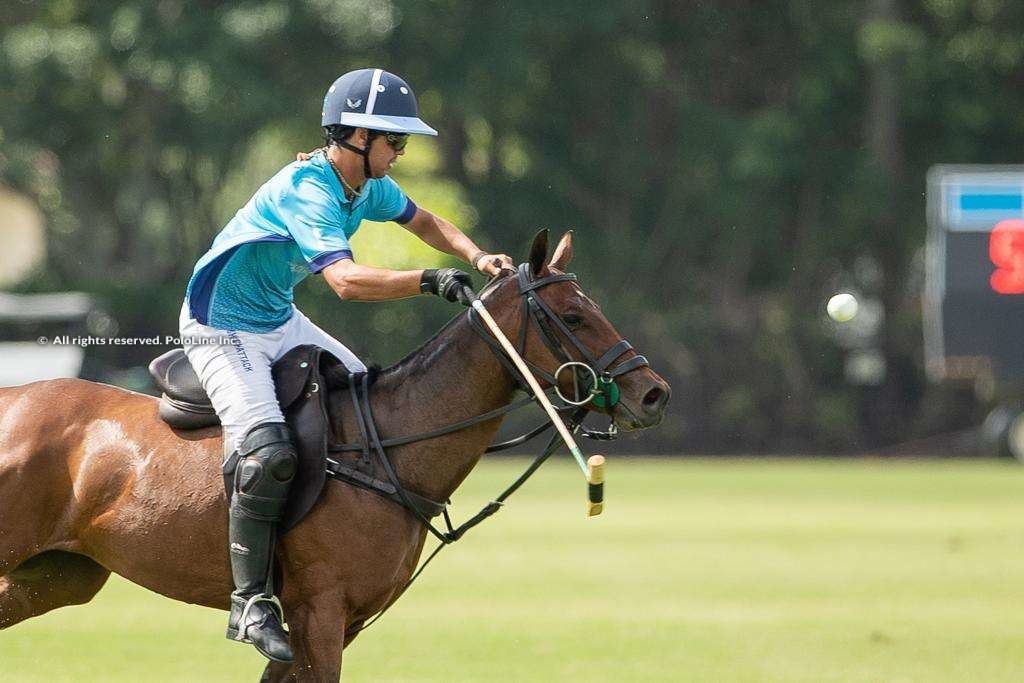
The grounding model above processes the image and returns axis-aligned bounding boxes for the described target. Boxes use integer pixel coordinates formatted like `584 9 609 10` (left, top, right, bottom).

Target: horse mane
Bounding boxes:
320 312 464 392
321 271 515 392
381 311 466 379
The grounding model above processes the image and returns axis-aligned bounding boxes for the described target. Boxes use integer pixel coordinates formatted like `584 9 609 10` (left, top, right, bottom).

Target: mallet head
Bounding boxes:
587 454 605 517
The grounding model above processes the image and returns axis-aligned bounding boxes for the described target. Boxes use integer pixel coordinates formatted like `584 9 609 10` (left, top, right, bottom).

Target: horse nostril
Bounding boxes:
643 386 665 410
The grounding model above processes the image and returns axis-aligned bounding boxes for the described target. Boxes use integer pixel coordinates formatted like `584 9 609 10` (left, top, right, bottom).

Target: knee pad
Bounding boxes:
231 422 297 521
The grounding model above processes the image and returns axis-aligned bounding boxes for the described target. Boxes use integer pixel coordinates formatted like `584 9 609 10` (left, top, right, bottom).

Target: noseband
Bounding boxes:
468 263 650 409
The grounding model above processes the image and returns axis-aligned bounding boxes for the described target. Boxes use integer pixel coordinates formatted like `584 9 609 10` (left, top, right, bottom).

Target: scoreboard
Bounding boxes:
925 166 1024 384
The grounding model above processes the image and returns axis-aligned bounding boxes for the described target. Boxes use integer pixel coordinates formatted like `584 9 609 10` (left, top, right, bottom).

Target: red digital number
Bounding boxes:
989 219 1024 294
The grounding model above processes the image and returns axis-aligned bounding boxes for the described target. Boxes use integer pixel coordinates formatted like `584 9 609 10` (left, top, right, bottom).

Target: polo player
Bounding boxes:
179 68 513 662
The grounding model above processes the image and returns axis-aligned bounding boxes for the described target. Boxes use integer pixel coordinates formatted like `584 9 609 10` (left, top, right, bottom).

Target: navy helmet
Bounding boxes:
322 68 437 136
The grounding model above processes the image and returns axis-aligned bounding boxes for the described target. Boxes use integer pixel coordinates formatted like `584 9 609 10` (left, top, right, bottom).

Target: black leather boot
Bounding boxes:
224 423 297 663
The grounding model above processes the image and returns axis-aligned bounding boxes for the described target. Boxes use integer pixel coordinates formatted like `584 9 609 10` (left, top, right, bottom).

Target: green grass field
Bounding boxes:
3 457 1024 682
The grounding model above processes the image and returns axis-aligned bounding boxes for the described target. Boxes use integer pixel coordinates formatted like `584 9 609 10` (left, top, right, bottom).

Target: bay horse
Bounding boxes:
0 231 669 680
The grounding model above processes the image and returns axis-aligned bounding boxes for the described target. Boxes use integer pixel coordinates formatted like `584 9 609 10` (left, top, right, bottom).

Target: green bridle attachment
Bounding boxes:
591 375 620 409
553 361 620 409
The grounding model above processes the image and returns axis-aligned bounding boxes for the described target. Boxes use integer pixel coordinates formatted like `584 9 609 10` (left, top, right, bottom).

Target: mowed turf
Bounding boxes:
3 457 1024 682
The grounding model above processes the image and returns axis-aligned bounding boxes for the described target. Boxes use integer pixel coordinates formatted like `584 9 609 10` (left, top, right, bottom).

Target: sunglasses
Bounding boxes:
376 132 409 151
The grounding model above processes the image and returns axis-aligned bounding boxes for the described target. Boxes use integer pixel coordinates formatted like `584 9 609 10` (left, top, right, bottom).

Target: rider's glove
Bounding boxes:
421 268 473 306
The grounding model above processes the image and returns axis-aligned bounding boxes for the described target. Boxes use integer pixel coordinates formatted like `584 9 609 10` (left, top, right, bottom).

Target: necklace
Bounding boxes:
324 147 362 199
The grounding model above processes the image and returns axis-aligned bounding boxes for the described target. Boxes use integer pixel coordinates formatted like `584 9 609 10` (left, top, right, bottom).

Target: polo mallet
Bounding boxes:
465 284 605 516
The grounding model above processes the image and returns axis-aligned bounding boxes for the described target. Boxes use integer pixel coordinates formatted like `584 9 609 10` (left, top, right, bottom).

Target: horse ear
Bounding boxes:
527 229 549 277
550 231 574 271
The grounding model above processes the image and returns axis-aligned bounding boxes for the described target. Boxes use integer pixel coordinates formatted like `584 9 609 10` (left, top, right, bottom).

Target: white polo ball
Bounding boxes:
826 293 858 322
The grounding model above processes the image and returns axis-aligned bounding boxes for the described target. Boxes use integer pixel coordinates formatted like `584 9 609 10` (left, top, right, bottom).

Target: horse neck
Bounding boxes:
338 293 521 502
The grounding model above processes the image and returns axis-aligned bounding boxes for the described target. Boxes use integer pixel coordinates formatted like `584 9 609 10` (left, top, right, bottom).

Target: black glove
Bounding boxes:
421 268 473 305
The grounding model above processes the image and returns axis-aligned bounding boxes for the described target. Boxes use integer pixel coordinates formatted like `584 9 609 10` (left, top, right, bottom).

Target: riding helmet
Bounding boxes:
321 68 437 136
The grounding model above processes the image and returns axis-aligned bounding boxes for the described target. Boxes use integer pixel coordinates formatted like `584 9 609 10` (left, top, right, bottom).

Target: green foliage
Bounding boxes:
4 1 1024 449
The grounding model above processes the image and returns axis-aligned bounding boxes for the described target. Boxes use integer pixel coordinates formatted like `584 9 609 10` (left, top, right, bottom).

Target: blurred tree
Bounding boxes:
4 0 1024 451
0 0 470 365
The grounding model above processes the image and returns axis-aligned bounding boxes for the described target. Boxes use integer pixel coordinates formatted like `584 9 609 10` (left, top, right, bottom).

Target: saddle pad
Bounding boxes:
217 345 340 533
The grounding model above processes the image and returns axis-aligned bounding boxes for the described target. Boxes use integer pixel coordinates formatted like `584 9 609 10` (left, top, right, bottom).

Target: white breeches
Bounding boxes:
179 303 366 457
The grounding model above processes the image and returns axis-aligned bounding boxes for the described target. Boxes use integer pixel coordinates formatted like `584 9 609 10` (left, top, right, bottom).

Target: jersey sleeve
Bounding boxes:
278 175 354 272
368 176 417 224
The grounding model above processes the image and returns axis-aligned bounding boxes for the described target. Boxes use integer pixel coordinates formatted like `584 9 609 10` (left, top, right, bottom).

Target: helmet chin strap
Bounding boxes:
337 136 374 180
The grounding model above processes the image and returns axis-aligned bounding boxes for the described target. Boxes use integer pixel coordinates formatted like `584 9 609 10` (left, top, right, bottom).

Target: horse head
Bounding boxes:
478 229 670 431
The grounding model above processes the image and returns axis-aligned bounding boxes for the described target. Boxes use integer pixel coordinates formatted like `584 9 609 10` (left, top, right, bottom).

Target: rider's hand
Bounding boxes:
472 252 514 277
421 268 474 306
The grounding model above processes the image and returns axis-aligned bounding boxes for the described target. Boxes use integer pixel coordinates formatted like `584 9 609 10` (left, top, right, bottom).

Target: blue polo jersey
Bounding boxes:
185 149 417 332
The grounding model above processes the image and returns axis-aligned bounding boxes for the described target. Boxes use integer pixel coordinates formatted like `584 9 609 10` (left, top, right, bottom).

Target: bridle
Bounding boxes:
334 262 653 634
469 263 650 411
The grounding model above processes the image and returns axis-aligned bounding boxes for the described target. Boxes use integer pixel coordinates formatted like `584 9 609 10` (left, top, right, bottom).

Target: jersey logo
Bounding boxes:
346 98 362 109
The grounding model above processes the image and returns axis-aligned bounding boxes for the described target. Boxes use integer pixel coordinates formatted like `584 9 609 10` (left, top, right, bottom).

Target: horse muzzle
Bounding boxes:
612 375 670 431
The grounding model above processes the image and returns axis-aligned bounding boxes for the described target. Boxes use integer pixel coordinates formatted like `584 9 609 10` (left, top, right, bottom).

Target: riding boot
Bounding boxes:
224 422 297 663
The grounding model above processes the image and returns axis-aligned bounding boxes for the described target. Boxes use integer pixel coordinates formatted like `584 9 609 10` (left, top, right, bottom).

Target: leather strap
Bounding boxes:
329 394 537 452
356 373 450 531
325 460 447 518
594 340 632 371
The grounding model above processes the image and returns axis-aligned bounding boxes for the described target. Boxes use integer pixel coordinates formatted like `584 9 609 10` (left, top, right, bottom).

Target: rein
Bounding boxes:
333 263 649 634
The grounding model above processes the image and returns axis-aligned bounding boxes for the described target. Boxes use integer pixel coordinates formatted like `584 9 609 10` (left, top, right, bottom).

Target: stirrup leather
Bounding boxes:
233 594 287 642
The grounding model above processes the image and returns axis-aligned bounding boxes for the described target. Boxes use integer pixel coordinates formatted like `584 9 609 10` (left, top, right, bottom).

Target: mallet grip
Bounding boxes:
587 454 605 516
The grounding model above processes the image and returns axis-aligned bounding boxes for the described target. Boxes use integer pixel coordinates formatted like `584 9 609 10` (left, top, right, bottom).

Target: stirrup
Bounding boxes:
233 594 287 642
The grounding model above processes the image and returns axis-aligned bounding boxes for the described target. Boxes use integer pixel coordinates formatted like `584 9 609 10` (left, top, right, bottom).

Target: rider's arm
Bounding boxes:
402 207 482 266
321 258 424 301
402 208 513 275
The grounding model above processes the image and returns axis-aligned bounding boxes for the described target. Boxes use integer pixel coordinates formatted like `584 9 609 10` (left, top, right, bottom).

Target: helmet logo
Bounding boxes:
346 98 362 109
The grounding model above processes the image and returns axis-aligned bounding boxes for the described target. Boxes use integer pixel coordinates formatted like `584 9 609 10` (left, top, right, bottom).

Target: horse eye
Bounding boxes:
563 314 583 328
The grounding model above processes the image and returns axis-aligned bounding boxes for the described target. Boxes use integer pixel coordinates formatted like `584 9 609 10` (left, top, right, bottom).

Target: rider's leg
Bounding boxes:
278 306 367 372
179 304 295 662
179 303 286 453
224 421 296 662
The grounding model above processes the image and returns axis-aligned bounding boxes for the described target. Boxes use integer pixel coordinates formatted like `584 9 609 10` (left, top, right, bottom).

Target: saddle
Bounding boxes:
149 346 444 532
150 345 340 532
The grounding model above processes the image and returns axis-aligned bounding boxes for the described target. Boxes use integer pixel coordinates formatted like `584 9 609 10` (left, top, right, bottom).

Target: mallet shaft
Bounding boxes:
470 299 589 475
